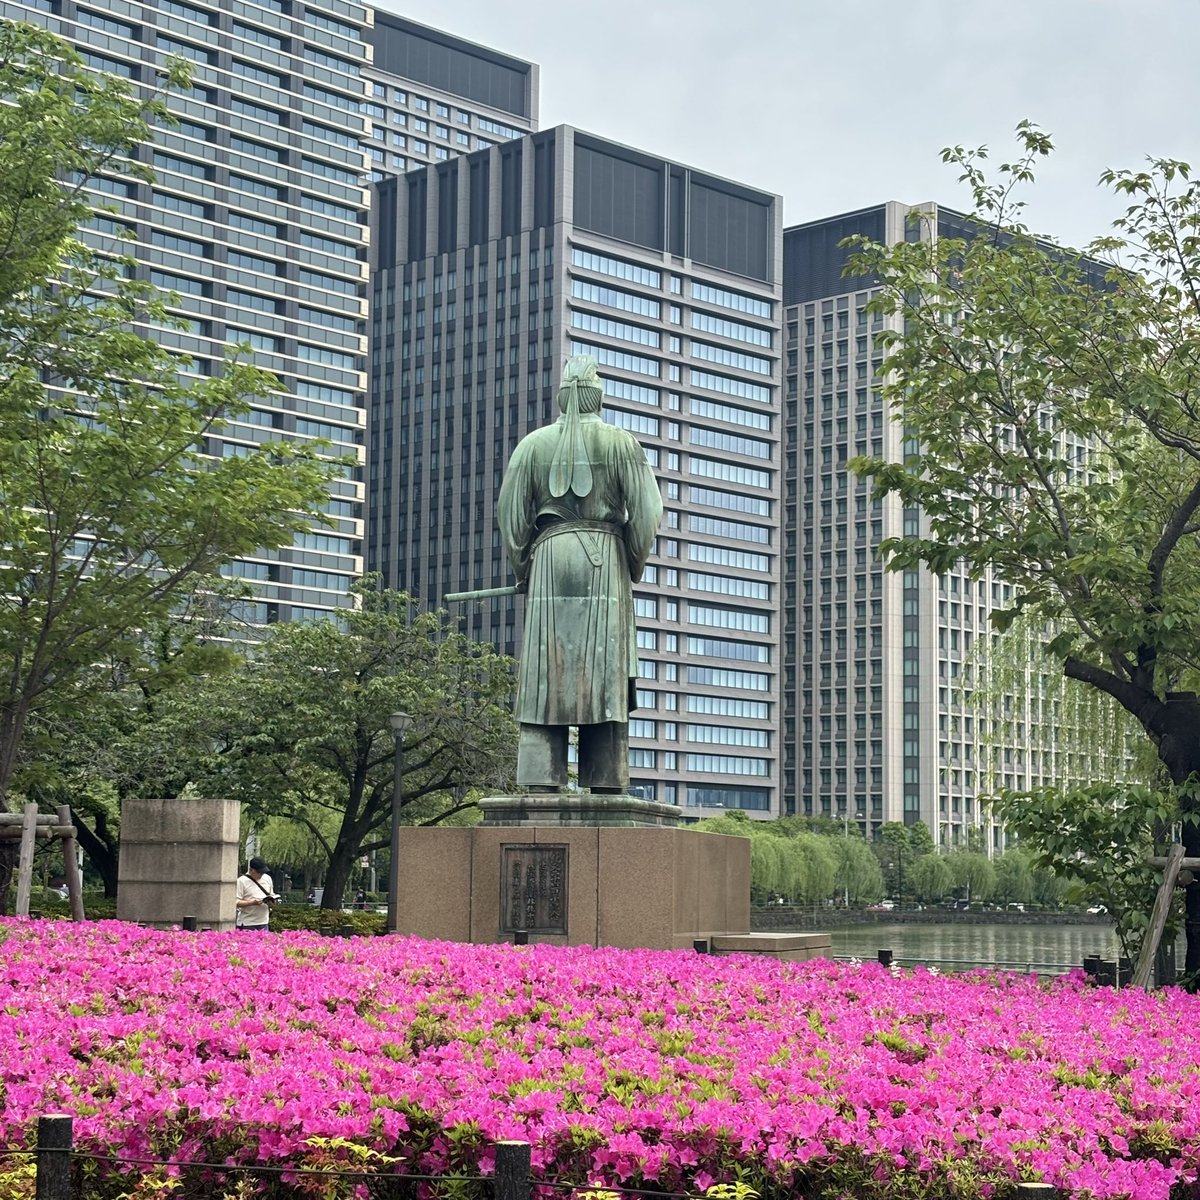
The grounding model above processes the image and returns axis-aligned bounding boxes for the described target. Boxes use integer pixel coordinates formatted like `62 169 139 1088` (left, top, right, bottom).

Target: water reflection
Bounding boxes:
828 922 1154 972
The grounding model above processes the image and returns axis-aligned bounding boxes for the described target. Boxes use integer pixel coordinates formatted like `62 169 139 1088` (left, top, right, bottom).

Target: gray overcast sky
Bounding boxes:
374 0 1199 250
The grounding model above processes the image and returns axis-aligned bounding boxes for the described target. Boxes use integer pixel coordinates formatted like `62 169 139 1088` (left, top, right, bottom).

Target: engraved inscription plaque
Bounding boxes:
500 844 568 935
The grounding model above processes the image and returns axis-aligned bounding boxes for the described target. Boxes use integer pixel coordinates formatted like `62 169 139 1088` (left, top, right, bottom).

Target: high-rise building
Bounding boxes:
4 0 374 623
3 0 537 627
364 11 537 180
368 126 785 817
781 202 1117 849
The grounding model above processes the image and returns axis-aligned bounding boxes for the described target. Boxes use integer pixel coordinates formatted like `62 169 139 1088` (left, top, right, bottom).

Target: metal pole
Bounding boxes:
388 732 403 935
842 809 849 908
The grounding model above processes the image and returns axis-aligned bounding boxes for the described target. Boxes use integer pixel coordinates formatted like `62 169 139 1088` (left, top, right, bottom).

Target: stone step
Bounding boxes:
692 931 832 961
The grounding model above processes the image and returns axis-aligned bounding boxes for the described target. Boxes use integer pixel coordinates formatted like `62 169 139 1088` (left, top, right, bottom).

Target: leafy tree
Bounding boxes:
785 832 839 904
17 601 244 896
908 854 954 905
1030 859 1070 910
697 816 839 905
876 820 933 906
834 836 885 906
847 123 1200 971
996 782 1194 961
748 833 785 902
874 822 912 899
908 821 936 858
0 24 336 904
176 584 518 909
992 850 1034 907
944 850 997 904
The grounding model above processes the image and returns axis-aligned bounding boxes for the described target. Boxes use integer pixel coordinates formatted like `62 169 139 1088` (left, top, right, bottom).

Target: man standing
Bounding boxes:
497 356 663 793
235 856 278 931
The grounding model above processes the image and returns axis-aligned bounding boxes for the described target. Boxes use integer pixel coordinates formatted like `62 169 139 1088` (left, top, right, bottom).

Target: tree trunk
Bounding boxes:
1154 693 1200 980
73 815 119 899
1065 665 1200 983
320 843 358 912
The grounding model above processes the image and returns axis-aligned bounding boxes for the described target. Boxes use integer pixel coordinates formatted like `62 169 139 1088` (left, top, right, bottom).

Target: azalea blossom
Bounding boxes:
0 920 1196 1200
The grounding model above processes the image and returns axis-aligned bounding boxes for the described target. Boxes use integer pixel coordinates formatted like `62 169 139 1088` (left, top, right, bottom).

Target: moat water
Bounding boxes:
828 921 1183 973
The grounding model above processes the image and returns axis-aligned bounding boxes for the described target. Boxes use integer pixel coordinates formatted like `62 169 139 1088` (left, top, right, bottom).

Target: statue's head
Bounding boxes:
557 355 603 416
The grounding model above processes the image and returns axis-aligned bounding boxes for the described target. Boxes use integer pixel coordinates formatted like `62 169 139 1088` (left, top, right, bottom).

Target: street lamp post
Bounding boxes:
387 711 411 934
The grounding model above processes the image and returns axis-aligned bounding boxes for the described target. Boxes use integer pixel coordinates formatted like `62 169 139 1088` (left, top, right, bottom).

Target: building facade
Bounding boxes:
368 126 786 816
364 11 537 180
6 0 378 623
4 0 537 626
781 202 1116 850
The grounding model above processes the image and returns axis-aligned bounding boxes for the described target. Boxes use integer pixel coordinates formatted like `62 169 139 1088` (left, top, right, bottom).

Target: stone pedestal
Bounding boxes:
395 816 752 951
116 798 240 930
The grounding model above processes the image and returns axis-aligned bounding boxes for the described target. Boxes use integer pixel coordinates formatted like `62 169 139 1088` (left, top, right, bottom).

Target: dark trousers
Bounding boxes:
517 722 629 793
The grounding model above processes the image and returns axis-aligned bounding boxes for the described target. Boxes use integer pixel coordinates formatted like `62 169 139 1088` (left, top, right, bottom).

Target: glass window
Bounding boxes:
570 247 660 289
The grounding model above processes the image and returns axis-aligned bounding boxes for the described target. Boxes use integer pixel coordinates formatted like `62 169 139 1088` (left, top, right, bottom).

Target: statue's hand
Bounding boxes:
515 576 528 595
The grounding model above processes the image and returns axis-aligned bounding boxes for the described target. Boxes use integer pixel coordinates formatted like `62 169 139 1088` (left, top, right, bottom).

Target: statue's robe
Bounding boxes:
497 414 662 727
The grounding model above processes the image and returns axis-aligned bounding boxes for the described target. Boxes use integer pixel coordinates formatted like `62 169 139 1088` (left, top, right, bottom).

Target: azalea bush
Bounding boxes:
0 921 1198 1200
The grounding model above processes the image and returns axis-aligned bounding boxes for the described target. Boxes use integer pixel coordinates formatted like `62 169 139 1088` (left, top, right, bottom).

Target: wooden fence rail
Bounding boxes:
28 1113 1059 1200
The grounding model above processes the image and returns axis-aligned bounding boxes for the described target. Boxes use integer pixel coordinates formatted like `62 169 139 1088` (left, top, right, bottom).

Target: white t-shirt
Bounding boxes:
236 872 275 928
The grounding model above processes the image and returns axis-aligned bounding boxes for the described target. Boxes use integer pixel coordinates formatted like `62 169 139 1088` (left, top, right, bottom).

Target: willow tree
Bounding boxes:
848 123 1200 972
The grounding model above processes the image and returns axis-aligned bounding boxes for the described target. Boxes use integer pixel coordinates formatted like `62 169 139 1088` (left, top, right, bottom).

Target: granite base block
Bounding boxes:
117 797 241 931
396 822 750 951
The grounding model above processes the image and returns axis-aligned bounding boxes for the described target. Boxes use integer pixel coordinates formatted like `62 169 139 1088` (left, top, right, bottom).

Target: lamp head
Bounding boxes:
389 711 412 736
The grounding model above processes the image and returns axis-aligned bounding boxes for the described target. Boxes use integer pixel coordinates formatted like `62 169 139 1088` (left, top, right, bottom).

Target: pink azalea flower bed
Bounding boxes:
1 920 1199 1200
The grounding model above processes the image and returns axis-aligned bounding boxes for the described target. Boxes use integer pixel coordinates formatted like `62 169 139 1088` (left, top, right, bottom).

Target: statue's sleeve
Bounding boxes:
497 438 537 586
620 437 663 582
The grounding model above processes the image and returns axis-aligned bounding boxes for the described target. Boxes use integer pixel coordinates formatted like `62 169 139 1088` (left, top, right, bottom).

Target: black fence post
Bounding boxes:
35 1113 73 1200
878 949 894 967
693 938 709 954
1015 1184 1057 1199
494 1140 531 1200
512 930 529 946
181 915 198 932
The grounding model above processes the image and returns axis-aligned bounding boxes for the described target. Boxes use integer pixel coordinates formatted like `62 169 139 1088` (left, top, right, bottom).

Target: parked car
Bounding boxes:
866 899 896 912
